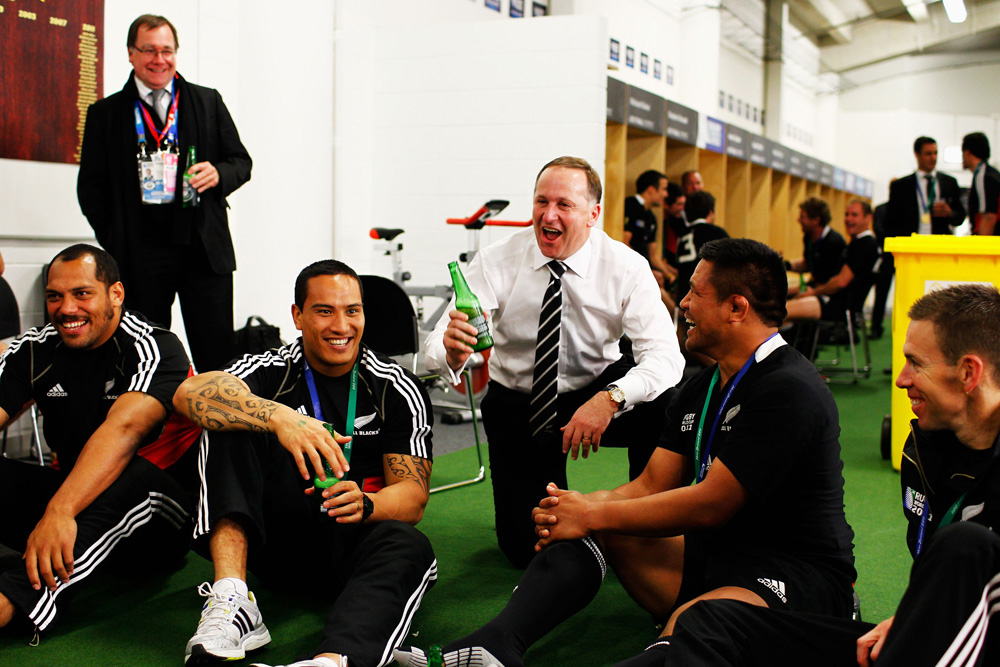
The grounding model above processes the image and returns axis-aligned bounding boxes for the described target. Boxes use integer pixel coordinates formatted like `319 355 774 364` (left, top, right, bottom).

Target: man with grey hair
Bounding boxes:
78 13 252 374
425 156 684 568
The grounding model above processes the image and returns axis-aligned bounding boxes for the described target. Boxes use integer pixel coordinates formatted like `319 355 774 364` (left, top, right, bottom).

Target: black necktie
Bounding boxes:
530 260 567 437
926 174 936 204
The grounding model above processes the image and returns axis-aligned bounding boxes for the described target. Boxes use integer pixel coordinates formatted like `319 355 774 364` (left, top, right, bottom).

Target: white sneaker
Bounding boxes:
184 581 272 664
250 658 345 667
393 645 506 667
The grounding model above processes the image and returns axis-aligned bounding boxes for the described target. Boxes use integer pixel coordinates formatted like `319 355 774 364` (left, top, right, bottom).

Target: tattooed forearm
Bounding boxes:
181 374 280 432
386 454 432 493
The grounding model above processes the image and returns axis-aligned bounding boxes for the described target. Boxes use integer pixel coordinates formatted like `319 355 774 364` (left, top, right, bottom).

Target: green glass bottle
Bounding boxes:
314 422 339 511
182 145 199 208
427 645 444 667
448 261 493 352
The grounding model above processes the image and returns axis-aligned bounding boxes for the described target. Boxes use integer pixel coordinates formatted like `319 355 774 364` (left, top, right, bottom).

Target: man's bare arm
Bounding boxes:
174 370 282 432
173 370 350 482
315 453 432 526
374 453 432 524
977 213 997 235
802 263 854 298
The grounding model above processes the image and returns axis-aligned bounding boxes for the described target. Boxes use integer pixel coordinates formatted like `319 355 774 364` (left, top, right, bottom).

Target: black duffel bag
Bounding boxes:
233 315 284 356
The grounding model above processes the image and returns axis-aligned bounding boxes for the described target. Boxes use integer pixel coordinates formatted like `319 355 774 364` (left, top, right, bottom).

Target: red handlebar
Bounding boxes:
446 218 530 227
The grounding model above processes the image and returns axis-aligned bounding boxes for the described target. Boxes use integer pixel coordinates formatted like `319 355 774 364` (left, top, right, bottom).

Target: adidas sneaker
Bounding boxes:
184 580 271 664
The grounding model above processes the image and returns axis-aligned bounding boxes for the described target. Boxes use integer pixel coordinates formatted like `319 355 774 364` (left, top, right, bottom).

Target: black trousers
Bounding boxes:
196 431 437 667
481 358 672 569
614 522 1000 667
871 252 894 337
125 240 235 373
0 456 194 633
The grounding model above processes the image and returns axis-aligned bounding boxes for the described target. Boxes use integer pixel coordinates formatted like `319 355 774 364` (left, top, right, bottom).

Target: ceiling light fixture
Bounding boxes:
942 0 968 23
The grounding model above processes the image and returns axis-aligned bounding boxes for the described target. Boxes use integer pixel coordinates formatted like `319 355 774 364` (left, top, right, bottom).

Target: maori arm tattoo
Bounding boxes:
386 454 432 494
183 374 281 432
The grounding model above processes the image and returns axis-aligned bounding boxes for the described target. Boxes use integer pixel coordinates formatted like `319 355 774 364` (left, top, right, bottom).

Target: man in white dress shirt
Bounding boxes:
425 156 684 568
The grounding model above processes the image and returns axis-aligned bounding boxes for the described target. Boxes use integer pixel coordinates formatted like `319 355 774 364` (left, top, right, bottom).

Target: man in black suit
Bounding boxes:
885 137 965 238
875 137 965 339
78 14 252 373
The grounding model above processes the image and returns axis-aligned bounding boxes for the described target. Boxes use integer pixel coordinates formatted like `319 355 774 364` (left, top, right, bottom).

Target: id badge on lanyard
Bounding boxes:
134 88 179 205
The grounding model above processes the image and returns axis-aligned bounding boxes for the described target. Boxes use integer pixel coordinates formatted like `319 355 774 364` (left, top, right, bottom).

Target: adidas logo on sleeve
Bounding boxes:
46 383 68 398
757 577 788 604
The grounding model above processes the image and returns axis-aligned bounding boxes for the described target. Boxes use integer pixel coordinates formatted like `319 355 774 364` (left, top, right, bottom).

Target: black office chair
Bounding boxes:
0 275 19 340
0 275 45 465
811 309 872 384
359 274 485 493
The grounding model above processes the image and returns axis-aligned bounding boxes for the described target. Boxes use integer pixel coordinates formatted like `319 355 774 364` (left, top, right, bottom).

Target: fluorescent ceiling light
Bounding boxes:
903 0 928 21
942 0 967 23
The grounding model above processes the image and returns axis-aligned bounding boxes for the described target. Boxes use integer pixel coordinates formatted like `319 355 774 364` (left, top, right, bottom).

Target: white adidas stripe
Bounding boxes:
0 325 59 380
121 313 161 394
28 490 189 630
194 430 212 539
364 350 432 460
377 558 439 667
936 570 1000 667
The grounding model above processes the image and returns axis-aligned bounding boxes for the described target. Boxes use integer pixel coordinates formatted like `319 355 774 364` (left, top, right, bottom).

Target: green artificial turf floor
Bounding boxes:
0 334 910 667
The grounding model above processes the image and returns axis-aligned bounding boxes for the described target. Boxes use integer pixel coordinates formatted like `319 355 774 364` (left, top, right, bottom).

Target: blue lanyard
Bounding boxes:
915 174 934 215
915 492 966 556
133 84 178 151
692 333 778 483
305 357 358 487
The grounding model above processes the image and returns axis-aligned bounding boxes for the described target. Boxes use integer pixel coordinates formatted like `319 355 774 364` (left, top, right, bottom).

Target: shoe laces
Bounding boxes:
196 581 247 629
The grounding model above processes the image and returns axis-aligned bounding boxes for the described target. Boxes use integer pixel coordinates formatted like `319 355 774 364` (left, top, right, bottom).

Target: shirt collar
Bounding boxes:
635 193 646 207
134 75 173 101
531 232 594 278
755 333 787 362
917 169 937 178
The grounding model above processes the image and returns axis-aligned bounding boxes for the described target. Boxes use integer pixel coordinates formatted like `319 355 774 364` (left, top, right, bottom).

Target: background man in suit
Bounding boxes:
885 137 965 238
78 14 252 373
963 132 1000 236
878 138 965 339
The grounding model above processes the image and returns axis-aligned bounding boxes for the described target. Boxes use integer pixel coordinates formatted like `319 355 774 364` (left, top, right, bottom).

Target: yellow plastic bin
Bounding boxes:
884 235 1000 470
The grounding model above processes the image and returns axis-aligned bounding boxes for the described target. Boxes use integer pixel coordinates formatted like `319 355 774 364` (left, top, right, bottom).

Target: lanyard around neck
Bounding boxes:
305 356 358 487
916 174 935 214
133 85 179 150
692 333 778 483
915 492 966 557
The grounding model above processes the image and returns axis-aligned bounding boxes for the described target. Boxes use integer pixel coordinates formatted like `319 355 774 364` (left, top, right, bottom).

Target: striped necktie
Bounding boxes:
150 88 167 125
530 260 567 437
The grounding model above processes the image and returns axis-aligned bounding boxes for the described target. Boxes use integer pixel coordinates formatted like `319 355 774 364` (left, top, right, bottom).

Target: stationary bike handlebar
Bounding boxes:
444 199 529 229
370 200 528 242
